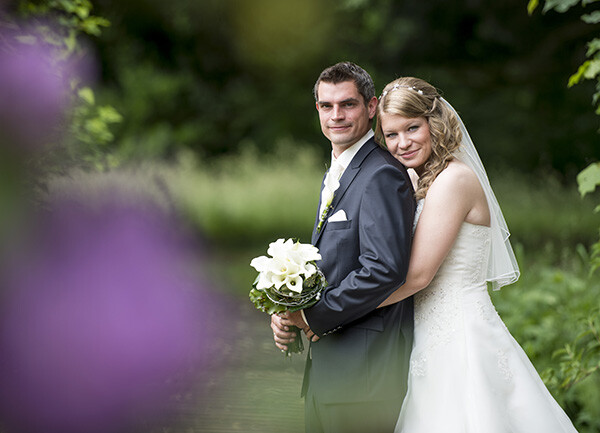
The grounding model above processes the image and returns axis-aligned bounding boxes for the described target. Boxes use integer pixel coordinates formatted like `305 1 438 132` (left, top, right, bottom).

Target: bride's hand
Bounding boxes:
303 326 320 342
283 311 320 342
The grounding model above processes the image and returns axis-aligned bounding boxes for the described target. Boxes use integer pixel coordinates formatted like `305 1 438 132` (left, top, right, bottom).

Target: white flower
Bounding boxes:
255 270 275 291
250 239 321 291
266 239 320 269
266 238 294 258
284 274 304 293
302 262 317 278
295 242 321 262
249 255 273 273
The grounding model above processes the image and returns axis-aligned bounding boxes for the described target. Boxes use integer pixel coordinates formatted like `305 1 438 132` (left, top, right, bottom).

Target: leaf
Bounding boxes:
98 106 123 124
577 162 600 197
583 59 600 79
77 86 95 105
64 29 76 53
58 0 76 14
249 288 286 314
528 0 540 15
542 0 580 13
587 38 600 56
569 60 590 87
582 10 600 23
75 5 90 19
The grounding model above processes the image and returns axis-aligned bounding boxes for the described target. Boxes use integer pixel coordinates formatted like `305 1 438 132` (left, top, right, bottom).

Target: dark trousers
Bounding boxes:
304 386 402 433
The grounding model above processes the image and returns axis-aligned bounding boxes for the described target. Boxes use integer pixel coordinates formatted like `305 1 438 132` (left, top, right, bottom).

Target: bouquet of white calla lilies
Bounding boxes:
250 238 327 356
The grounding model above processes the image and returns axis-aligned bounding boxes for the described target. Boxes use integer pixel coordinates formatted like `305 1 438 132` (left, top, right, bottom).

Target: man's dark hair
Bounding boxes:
313 61 375 106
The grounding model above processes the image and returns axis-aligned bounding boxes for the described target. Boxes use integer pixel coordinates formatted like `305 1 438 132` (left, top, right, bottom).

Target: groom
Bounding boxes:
271 62 415 433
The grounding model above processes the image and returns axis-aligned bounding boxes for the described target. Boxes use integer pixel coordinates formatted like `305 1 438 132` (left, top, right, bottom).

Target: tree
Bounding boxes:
529 1 600 430
0 0 122 170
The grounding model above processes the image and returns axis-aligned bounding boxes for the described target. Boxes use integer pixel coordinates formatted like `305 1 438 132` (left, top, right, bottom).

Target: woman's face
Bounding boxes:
379 113 432 175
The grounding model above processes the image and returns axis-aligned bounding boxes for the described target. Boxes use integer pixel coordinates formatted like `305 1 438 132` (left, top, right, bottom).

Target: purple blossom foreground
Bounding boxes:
0 37 73 151
0 199 219 433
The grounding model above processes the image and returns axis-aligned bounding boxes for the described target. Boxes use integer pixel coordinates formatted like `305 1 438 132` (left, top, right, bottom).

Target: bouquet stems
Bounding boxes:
285 325 304 357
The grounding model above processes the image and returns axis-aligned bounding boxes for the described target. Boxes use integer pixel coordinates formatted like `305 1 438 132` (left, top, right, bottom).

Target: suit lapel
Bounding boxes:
311 139 378 246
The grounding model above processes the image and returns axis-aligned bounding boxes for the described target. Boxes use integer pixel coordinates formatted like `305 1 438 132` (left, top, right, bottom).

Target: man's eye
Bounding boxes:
344 102 356 108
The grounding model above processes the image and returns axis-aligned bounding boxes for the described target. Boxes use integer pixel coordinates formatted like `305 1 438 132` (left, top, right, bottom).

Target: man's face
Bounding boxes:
316 81 377 153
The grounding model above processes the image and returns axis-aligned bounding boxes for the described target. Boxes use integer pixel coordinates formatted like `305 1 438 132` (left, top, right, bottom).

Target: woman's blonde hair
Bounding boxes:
375 77 463 200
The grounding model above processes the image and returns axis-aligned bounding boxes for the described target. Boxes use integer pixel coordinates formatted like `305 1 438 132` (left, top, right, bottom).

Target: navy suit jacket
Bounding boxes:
302 137 415 404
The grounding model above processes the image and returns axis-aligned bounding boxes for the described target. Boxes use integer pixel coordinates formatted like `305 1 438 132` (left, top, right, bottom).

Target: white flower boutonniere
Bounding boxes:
317 164 342 233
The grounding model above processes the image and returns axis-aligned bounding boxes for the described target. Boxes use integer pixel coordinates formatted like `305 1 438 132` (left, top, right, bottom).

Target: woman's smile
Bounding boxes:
378 113 432 174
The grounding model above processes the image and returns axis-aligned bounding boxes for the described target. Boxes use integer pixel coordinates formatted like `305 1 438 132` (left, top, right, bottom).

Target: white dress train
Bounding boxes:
395 203 578 432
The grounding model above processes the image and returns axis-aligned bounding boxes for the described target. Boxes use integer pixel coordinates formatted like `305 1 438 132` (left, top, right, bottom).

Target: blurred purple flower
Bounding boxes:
0 33 74 151
0 199 217 433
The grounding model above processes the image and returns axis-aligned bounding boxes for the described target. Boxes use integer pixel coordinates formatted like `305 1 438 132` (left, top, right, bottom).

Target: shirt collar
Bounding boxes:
331 129 374 170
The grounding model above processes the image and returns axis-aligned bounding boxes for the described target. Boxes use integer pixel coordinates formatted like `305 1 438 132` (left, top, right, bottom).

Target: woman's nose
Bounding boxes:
398 134 411 149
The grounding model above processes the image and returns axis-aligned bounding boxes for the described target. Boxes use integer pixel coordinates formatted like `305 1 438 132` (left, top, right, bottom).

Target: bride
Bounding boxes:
375 77 578 432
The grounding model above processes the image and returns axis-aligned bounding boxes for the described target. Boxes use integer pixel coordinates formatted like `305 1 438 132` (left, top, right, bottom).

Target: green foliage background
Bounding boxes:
82 0 600 176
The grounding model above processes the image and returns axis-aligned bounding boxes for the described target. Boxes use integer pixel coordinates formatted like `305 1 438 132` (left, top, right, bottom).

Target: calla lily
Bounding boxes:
284 274 304 293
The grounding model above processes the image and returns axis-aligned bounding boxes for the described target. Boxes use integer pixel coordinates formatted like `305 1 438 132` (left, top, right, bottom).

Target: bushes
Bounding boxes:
491 245 600 431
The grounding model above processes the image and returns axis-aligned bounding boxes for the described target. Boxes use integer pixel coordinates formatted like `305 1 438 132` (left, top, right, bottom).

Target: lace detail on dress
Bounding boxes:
497 349 513 381
409 221 491 378
413 200 424 233
411 279 462 377
410 353 427 377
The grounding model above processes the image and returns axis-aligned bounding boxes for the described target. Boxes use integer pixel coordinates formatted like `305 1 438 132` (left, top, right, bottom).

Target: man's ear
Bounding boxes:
367 96 378 120
315 101 321 112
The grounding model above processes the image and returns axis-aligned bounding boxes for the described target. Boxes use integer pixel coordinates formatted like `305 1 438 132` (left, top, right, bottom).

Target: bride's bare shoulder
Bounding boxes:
431 160 480 192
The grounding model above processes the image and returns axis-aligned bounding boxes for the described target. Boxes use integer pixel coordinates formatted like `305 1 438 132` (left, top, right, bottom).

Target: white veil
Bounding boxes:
441 97 520 290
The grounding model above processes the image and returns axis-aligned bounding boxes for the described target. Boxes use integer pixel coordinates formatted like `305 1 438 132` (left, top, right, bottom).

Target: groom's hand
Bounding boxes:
271 314 296 351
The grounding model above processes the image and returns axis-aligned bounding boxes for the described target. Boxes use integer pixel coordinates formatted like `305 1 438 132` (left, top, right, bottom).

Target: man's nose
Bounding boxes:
332 105 344 120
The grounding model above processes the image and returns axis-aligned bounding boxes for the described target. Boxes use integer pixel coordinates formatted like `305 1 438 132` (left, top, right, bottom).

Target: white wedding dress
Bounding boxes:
395 201 578 433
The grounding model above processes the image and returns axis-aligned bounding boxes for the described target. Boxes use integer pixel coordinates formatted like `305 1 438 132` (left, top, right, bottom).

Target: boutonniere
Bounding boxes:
316 203 333 233
316 163 342 233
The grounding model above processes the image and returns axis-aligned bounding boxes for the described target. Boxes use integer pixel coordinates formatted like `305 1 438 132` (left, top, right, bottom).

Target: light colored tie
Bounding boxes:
318 160 344 229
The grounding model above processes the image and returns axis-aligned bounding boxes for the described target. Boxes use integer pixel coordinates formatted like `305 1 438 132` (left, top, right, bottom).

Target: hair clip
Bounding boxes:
380 84 424 99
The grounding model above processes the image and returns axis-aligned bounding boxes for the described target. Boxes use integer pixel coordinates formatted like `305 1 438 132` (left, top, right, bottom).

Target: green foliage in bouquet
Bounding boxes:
249 268 326 316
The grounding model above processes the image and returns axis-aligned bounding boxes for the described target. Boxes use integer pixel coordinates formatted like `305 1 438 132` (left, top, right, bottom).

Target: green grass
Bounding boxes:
166 142 325 246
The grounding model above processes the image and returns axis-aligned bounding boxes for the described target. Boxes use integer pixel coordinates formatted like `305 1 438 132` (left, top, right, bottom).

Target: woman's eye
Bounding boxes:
408 125 419 132
385 133 397 138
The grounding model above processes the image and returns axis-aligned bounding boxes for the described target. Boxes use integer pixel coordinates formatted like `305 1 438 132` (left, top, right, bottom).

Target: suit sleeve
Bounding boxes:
303 164 415 335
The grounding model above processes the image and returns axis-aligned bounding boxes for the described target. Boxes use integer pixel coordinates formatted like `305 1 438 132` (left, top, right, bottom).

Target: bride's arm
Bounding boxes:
378 164 484 308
